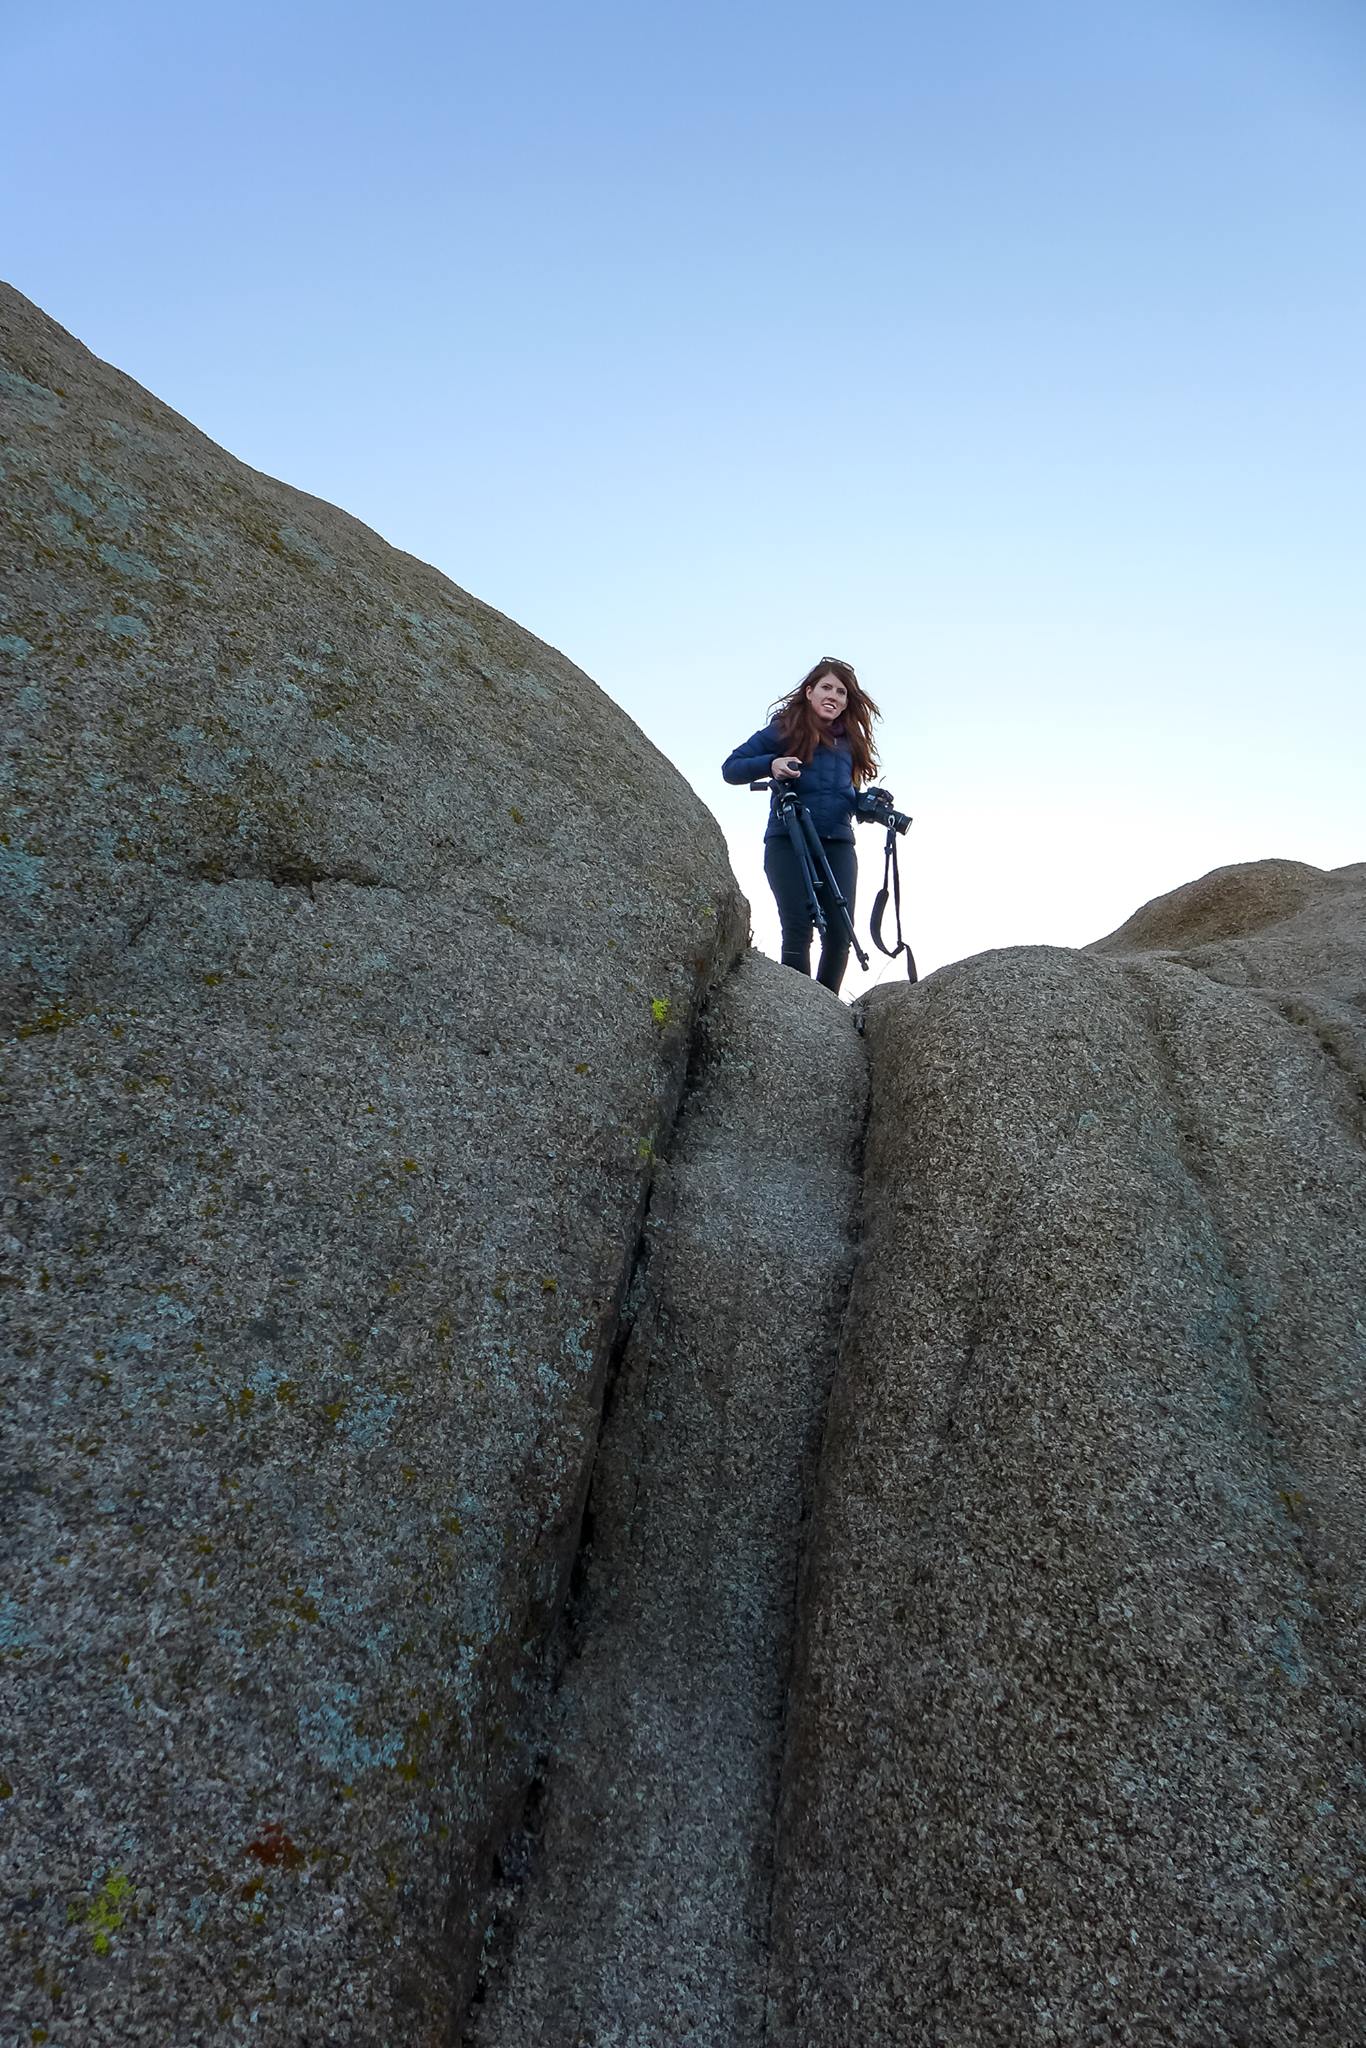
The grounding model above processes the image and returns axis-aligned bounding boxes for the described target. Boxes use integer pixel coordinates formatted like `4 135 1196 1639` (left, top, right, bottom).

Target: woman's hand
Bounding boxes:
771 755 803 781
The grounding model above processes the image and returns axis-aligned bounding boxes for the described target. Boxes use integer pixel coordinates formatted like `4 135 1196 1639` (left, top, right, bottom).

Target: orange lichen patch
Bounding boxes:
243 1823 305 1870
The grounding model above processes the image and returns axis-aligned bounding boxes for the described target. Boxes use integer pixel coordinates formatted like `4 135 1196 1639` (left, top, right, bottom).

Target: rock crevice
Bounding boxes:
464 953 868 2048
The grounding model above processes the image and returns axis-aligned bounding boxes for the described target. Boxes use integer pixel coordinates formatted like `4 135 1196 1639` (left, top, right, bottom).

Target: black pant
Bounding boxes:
764 834 857 993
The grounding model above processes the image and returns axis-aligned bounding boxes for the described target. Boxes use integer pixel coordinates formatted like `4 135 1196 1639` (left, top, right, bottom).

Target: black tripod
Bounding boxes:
750 777 917 984
751 779 870 976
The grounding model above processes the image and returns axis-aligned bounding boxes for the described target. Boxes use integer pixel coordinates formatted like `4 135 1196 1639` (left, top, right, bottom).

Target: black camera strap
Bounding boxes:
870 820 917 981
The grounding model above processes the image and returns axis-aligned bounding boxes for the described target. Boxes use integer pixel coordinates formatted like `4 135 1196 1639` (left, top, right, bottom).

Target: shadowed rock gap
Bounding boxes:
463 954 868 2048
757 1022 879 2048
457 1100 679 2031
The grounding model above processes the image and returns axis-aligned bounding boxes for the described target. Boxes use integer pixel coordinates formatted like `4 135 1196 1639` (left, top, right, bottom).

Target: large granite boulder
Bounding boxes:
7 276 1363 2048
1 285 745 2046
771 860 1366 2045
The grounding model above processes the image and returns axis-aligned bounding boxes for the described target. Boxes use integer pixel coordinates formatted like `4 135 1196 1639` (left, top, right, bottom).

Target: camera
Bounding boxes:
855 787 912 835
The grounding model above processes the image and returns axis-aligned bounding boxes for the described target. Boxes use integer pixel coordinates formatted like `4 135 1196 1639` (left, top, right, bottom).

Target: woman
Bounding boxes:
722 656 884 994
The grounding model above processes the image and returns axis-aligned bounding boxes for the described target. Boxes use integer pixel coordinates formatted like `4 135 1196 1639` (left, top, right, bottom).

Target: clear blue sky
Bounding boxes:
6 0 1364 979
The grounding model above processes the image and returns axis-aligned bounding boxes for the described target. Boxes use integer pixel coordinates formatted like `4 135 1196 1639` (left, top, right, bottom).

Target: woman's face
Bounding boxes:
807 672 848 723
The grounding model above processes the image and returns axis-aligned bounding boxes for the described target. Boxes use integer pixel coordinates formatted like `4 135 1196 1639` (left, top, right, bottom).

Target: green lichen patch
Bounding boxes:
15 1002 85 1039
70 1867 135 1955
271 1586 321 1626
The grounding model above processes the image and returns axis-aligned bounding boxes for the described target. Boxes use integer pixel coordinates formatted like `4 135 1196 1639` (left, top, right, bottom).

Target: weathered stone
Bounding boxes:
771 860 1366 2045
467 953 867 2047
1 284 745 2046
1093 854 1366 993
8 281 1364 2048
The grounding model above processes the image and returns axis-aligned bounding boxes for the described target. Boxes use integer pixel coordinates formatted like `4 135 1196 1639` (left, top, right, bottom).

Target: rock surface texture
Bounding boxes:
5 281 1364 2048
466 954 866 2047
771 860 1366 2045
1 285 745 2046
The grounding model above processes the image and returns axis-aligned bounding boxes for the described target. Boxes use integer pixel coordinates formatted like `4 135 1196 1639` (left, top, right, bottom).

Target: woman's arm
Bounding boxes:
721 723 784 785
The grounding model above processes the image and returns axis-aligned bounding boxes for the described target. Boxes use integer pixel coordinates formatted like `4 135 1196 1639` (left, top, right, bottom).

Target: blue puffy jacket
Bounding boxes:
722 720 859 843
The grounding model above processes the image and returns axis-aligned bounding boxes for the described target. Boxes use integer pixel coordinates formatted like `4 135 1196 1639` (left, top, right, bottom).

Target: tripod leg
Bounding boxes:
783 805 827 935
813 841 859 990
796 811 870 974
764 801 827 976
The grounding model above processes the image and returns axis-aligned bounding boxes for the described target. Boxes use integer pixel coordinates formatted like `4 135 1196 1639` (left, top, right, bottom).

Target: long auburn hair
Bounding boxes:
770 656 880 785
